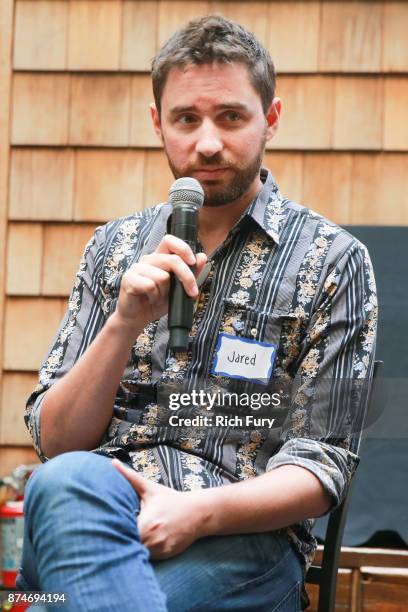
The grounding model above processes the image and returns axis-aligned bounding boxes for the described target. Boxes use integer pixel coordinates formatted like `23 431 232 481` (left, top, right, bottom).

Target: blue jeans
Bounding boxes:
16 451 303 611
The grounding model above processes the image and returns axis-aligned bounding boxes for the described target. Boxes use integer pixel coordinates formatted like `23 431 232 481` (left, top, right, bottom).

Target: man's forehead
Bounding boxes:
164 61 251 83
160 62 260 110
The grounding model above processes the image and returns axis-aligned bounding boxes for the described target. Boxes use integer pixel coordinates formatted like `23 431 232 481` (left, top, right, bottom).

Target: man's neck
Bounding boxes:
198 176 263 256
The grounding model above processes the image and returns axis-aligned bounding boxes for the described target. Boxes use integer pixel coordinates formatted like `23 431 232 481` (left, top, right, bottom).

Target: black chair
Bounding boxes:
305 360 383 611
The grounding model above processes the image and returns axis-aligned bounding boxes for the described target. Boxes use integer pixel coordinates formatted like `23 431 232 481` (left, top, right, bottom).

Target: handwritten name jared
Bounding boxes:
227 350 257 365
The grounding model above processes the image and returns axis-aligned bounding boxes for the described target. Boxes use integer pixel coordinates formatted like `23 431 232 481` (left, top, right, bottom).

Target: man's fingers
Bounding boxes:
156 234 196 265
136 236 208 299
111 460 150 496
131 264 169 303
140 253 198 297
123 275 161 303
155 236 208 276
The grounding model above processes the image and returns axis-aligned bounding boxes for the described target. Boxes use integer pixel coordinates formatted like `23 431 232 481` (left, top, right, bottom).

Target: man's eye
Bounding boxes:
224 111 241 122
178 114 196 125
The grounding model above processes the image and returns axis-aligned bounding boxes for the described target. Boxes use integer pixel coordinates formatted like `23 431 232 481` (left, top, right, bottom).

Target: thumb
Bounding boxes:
111 459 151 497
195 253 208 278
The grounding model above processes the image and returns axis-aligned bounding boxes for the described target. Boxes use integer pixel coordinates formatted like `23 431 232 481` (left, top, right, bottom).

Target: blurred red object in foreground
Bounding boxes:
0 500 24 588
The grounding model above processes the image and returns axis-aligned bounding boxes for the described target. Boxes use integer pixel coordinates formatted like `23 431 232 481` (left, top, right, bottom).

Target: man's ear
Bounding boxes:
150 103 163 143
265 97 282 141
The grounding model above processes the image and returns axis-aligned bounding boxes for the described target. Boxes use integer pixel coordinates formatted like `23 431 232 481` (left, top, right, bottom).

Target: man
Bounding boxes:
18 15 377 612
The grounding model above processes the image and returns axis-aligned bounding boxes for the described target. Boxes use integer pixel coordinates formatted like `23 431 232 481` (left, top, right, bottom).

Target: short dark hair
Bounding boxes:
151 14 276 116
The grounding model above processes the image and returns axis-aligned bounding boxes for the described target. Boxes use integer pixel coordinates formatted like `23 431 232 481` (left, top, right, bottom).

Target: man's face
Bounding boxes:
151 62 281 207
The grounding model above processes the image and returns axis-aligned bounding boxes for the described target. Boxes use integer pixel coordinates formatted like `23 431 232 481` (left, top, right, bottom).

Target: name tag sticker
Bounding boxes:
211 333 277 385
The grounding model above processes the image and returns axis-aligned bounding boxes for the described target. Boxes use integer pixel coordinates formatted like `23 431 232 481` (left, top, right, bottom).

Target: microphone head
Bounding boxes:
169 177 204 209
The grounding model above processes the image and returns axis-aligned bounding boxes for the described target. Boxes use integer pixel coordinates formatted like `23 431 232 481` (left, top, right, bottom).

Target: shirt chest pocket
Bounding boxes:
218 298 295 346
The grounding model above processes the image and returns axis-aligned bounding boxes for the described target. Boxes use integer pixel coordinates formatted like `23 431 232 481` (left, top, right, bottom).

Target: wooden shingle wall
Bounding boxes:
1 0 407 473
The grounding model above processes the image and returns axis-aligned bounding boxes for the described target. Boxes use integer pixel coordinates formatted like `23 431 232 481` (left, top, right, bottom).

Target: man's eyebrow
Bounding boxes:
168 105 196 116
168 102 250 116
214 103 250 112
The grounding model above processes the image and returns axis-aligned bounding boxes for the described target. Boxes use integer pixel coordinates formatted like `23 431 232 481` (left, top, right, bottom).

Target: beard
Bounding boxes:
163 134 266 207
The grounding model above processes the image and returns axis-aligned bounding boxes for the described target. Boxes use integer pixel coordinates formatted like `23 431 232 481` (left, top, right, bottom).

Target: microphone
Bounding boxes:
168 177 204 350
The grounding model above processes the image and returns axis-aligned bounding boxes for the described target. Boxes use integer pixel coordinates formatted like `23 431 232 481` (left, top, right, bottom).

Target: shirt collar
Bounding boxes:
244 167 284 246
159 167 284 247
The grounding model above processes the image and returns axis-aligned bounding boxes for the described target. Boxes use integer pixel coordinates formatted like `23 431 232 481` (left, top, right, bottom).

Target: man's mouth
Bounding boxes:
192 167 229 178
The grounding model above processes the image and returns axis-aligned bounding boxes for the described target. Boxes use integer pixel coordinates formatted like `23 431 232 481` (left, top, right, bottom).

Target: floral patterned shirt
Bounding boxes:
24 168 377 572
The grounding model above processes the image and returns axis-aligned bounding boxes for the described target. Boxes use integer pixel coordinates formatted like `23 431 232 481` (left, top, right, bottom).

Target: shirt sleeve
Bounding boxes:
24 225 107 462
266 240 378 510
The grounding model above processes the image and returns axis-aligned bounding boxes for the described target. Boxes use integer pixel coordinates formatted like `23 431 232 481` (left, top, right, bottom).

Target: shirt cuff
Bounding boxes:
265 437 360 510
24 392 50 463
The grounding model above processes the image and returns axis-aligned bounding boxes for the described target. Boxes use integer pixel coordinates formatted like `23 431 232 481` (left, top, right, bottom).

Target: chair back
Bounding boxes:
305 360 383 611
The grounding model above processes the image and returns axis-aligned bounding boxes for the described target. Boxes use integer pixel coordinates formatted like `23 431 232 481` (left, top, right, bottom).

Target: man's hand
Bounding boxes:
112 461 332 561
112 235 207 333
112 459 209 560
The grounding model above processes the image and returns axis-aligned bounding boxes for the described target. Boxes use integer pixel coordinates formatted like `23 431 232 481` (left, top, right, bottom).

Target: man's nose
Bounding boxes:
195 120 223 157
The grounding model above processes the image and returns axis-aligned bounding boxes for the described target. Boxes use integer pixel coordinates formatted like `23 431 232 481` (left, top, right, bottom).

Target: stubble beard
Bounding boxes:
164 136 267 207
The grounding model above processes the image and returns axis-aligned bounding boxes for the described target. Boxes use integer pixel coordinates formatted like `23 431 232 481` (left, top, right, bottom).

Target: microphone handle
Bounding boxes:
168 204 199 350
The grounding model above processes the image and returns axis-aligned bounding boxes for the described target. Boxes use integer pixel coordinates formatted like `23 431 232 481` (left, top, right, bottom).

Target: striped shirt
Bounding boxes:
24 168 377 571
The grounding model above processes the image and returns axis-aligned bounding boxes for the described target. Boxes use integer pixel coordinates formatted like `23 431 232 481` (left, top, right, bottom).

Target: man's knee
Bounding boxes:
27 451 103 497
25 451 137 514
